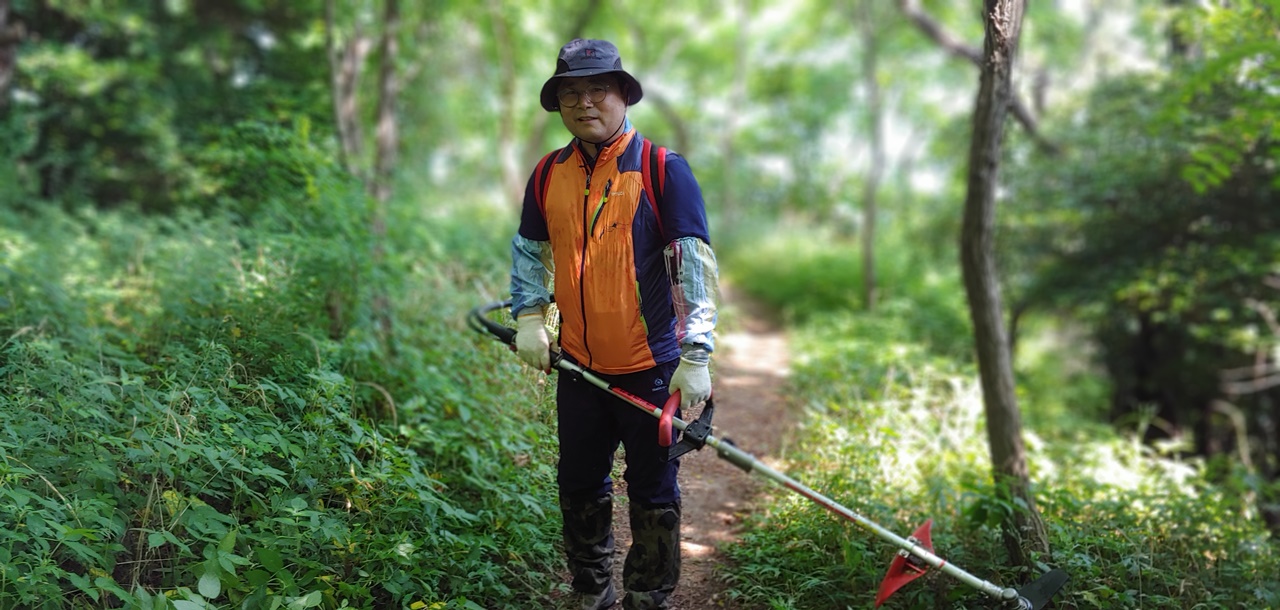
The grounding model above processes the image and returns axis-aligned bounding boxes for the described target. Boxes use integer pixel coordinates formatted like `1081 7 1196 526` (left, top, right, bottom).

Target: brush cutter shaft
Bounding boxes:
710 439 1019 602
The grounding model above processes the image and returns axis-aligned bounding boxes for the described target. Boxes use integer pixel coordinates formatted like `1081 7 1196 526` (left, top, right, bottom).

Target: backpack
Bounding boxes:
532 138 668 237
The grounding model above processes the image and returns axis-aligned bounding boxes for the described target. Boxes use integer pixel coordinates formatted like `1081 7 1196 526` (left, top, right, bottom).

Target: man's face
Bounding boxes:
556 75 627 145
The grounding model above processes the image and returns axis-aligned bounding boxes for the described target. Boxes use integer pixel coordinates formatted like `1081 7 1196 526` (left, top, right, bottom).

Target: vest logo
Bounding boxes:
597 221 631 241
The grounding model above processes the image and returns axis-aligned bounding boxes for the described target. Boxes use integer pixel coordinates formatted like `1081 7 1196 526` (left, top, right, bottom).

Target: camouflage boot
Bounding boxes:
561 493 617 609
621 502 681 610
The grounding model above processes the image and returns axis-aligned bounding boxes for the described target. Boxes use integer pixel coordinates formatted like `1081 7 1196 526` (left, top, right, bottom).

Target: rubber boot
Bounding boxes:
621 502 681 610
561 493 617 609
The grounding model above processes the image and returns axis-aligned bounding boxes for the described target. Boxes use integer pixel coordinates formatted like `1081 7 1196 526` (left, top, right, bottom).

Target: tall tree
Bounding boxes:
958 0 1050 568
370 0 400 353
0 0 19 114
371 0 400 206
323 0 403 351
856 0 884 311
488 0 522 206
326 0 372 180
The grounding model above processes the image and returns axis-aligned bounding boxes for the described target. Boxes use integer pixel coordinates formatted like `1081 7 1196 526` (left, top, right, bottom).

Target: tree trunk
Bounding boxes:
958 0 1051 568
0 0 20 115
323 0 367 340
325 0 371 179
857 0 883 311
322 0 400 354
370 0 400 355
489 0 523 207
371 0 400 204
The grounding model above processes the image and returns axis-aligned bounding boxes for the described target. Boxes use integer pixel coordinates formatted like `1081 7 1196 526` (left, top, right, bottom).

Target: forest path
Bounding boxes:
620 284 794 610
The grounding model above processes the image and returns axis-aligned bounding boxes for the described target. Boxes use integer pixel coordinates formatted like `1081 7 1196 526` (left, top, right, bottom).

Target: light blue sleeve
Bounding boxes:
665 236 719 356
510 234 552 317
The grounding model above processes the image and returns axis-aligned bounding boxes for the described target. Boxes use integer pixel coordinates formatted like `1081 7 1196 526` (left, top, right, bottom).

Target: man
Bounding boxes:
509 38 719 610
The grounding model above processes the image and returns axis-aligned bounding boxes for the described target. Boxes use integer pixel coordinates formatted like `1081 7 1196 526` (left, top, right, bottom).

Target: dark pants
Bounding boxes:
556 356 681 507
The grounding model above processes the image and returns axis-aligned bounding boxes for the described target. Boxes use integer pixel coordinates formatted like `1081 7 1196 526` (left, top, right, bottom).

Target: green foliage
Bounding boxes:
721 220 973 361
7 2 1278 609
10 0 334 212
716 281 1280 609
1002 20 1280 464
1166 0 1280 193
0 179 562 608
14 36 201 209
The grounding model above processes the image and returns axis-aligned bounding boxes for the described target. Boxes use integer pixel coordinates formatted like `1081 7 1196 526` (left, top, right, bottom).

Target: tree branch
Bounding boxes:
897 0 1059 155
1222 374 1280 396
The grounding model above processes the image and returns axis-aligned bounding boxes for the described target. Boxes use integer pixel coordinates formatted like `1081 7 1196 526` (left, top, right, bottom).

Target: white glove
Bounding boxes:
669 347 711 409
515 312 554 372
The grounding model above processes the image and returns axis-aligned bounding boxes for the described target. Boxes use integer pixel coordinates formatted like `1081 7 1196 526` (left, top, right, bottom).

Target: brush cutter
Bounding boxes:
468 300 1069 609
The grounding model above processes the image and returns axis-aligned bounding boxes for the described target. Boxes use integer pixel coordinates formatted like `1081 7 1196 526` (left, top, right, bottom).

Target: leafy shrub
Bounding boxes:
716 286 1280 609
0 180 563 608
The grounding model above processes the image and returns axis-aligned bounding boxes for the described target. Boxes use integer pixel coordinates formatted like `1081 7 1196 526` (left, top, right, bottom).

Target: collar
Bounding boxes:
577 118 634 168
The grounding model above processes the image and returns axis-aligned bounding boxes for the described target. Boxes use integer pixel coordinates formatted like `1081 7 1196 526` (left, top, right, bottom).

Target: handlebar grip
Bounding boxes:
658 390 680 447
467 300 517 345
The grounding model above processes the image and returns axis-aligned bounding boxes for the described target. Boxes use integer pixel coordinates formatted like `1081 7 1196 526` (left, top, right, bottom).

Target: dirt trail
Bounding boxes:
614 286 794 610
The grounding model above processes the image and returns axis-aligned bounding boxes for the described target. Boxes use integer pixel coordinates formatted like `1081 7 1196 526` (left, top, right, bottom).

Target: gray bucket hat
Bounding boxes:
540 38 643 112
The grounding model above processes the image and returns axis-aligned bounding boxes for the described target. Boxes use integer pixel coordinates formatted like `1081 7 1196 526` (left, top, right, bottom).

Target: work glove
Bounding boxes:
515 311 555 372
669 346 711 409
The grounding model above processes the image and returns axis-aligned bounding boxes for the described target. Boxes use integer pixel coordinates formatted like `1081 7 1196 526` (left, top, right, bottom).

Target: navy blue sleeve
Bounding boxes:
656 152 711 245
517 168 550 241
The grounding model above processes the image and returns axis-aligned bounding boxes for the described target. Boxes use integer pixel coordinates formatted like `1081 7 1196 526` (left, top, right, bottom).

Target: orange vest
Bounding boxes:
542 130 672 374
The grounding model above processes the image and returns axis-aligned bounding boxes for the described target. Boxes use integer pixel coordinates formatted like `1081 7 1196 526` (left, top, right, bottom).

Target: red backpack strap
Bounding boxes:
641 138 668 238
533 148 561 220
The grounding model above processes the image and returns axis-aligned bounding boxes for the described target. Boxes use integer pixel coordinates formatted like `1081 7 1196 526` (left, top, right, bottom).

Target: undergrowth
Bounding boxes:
0 125 563 609
717 228 1280 609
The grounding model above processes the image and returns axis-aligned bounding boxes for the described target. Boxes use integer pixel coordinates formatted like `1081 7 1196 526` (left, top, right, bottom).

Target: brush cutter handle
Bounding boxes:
660 391 716 461
658 391 681 447
467 300 517 346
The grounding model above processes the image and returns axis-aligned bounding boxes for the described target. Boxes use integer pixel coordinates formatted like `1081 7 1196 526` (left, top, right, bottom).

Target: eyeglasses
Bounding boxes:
557 84 611 108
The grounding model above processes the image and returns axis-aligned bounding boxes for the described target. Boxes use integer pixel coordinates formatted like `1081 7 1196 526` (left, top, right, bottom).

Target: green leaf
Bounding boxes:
286 591 323 609
218 528 237 553
198 571 221 599
255 547 284 573
245 568 272 588
147 531 167 549
67 572 98 601
95 576 135 604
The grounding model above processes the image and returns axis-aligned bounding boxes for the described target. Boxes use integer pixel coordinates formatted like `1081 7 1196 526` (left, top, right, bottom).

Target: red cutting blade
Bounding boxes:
874 519 934 607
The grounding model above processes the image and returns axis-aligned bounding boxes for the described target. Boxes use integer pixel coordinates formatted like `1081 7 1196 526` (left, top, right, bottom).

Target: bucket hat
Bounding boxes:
540 38 643 112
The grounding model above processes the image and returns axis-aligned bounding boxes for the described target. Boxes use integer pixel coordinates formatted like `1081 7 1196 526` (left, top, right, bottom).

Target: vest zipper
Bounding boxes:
578 172 594 368
589 179 612 237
